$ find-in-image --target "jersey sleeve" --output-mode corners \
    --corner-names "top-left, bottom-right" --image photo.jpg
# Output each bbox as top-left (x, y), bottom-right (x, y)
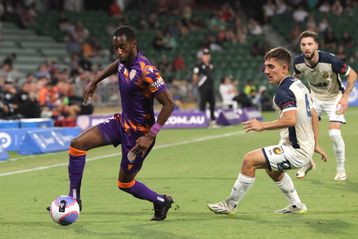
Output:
top-left (274, 88), bottom-right (297, 112)
top-left (329, 53), bottom-right (350, 76)
top-left (141, 63), bottom-right (167, 95)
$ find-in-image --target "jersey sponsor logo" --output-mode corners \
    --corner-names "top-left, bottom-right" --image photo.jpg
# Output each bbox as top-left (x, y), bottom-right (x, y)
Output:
top-left (273, 147), bottom-right (283, 154)
top-left (311, 82), bottom-right (328, 88)
top-left (129, 69), bottom-right (136, 81)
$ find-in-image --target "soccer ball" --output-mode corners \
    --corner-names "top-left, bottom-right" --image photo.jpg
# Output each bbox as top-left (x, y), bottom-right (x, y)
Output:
top-left (49, 195), bottom-right (80, 226)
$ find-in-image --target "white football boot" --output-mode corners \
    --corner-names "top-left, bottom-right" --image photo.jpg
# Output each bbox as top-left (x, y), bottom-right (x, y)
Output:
top-left (207, 200), bottom-right (237, 215)
top-left (334, 170), bottom-right (346, 181)
top-left (296, 160), bottom-right (316, 179)
top-left (275, 203), bottom-right (307, 215)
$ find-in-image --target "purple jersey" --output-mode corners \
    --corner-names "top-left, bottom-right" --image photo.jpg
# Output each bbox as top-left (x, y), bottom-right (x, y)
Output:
top-left (115, 52), bottom-right (167, 134)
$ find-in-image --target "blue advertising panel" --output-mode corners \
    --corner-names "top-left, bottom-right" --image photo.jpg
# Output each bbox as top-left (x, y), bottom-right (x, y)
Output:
top-left (0, 144), bottom-right (8, 161)
top-left (0, 128), bottom-right (29, 151)
top-left (347, 81), bottom-right (358, 107)
top-left (19, 127), bottom-right (81, 155)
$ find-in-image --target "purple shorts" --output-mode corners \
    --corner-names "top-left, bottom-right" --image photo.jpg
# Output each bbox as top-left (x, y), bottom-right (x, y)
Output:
top-left (96, 118), bottom-right (155, 174)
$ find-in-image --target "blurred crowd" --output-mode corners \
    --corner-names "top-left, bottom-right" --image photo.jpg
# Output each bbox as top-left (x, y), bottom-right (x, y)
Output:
top-left (1, 0), bottom-right (357, 120)
top-left (0, 55), bottom-right (93, 124)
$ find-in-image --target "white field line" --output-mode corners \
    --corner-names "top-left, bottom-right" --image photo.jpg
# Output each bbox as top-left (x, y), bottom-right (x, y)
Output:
top-left (0, 130), bottom-right (245, 177)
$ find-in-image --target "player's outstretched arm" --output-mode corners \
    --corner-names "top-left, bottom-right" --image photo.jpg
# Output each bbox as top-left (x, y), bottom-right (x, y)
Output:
top-left (83, 59), bottom-right (119, 104)
top-left (131, 89), bottom-right (175, 157)
top-left (153, 89), bottom-right (176, 126)
top-left (243, 110), bottom-right (297, 132)
top-left (311, 108), bottom-right (328, 162)
top-left (339, 67), bottom-right (357, 114)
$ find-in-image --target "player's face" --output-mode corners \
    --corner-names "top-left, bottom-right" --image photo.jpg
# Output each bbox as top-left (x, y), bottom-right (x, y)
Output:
top-left (202, 54), bottom-right (211, 64)
top-left (300, 37), bottom-right (318, 61)
top-left (263, 58), bottom-right (288, 85)
top-left (112, 34), bottom-right (137, 64)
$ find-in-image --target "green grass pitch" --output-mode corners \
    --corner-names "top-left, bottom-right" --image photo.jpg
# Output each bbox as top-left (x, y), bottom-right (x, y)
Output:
top-left (1, 108), bottom-right (358, 239)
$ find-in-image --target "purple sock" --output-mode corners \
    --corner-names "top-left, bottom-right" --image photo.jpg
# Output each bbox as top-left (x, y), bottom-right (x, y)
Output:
top-left (120, 180), bottom-right (165, 204)
top-left (68, 154), bottom-right (86, 201)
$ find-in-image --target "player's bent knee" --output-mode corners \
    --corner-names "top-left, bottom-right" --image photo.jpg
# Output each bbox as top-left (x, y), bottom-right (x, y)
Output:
top-left (70, 137), bottom-right (83, 149)
top-left (242, 154), bottom-right (255, 169)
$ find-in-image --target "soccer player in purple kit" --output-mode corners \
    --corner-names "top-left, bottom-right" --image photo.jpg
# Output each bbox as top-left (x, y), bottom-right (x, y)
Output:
top-left (48, 25), bottom-right (176, 221)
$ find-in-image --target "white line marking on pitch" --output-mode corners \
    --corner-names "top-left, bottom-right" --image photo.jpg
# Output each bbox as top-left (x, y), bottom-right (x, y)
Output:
top-left (0, 130), bottom-right (245, 177)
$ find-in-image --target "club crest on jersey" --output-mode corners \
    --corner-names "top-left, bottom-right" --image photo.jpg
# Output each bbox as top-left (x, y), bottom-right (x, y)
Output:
top-left (321, 72), bottom-right (329, 78)
top-left (129, 69), bottom-right (137, 80)
top-left (273, 147), bottom-right (283, 154)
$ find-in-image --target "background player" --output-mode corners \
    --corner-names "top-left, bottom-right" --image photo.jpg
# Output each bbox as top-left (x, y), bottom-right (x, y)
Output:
top-left (192, 48), bottom-right (217, 126)
top-left (294, 30), bottom-right (357, 181)
top-left (207, 47), bottom-right (327, 215)
top-left (48, 25), bottom-right (176, 221)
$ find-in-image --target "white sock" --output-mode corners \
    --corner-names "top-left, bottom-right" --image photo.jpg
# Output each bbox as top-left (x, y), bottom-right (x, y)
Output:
top-left (227, 173), bottom-right (255, 207)
top-left (276, 173), bottom-right (302, 206)
top-left (329, 129), bottom-right (345, 172)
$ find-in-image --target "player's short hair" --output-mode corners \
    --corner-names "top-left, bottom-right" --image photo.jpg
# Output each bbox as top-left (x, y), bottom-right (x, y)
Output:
top-left (299, 30), bottom-right (318, 43)
top-left (112, 25), bottom-right (136, 42)
top-left (264, 47), bottom-right (291, 69)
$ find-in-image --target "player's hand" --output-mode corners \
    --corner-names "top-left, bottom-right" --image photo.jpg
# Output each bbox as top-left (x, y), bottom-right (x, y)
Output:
top-left (130, 134), bottom-right (155, 158)
top-left (314, 145), bottom-right (328, 162)
top-left (83, 79), bottom-right (98, 105)
top-left (337, 96), bottom-right (349, 115)
top-left (242, 118), bottom-right (264, 132)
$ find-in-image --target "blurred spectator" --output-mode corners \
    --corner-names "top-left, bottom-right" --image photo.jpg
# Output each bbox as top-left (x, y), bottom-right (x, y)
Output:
top-left (163, 31), bottom-right (177, 50)
top-left (262, 0), bottom-right (276, 24)
top-left (172, 55), bottom-right (186, 72)
top-left (0, 63), bottom-right (18, 85)
top-left (64, 0), bottom-right (83, 12)
top-left (318, 1), bottom-right (331, 13)
top-left (257, 87), bottom-right (274, 111)
top-left (34, 63), bottom-right (51, 79)
top-left (158, 54), bottom-right (172, 76)
top-left (66, 34), bottom-right (81, 55)
top-left (323, 27), bottom-right (337, 50)
top-left (290, 24), bottom-right (302, 47)
top-left (331, 0), bottom-right (343, 16)
top-left (2, 53), bottom-right (16, 67)
top-left (0, 1), bottom-right (4, 21)
top-left (292, 5), bottom-right (308, 22)
top-left (276, 0), bottom-right (288, 15)
top-left (318, 16), bottom-right (329, 33)
top-left (340, 31), bottom-right (353, 49)
top-left (250, 40), bottom-right (266, 57)
top-left (152, 30), bottom-right (166, 51)
top-left (306, 14), bottom-right (317, 32)
top-left (15, 82), bottom-right (41, 118)
top-left (219, 75), bottom-right (238, 109)
top-left (344, 0), bottom-right (354, 16)
top-left (0, 81), bottom-right (18, 118)
top-left (71, 22), bottom-right (89, 44)
top-left (243, 80), bottom-right (257, 102)
top-left (248, 19), bottom-right (263, 35)
top-left (336, 44), bottom-right (347, 62)
top-left (109, 0), bottom-right (121, 17)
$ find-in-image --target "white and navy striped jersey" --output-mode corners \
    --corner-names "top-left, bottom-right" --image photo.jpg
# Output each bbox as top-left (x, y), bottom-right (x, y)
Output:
top-left (293, 51), bottom-right (350, 101)
top-left (274, 76), bottom-right (315, 158)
